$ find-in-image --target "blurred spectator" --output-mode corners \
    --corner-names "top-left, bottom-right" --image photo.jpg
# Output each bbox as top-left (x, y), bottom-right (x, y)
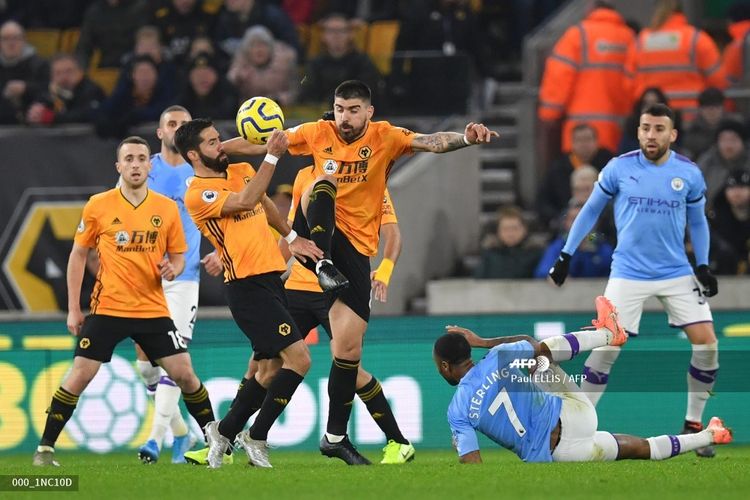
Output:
top-left (681, 88), bottom-right (731, 160)
top-left (534, 201), bottom-right (613, 279)
top-left (389, 0), bottom-right (484, 114)
top-left (625, 0), bottom-right (725, 122)
top-left (299, 13), bottom-right (381, 105)
top-left (26, 53), bottom-right (104, 125)
top-left (537, 124), bottom-right (613, 227)
top-left (474, 206), bottom-right (542, 279)
top-left (538, 1), bottom-right (635, 154)
top-left (11, 0), bottom-right (93, 29)
top-left (227, 25), bottom-right (298, 106)
top-left (325, 0), bottom-right (399, 22)
top-left (177, 52), bottom-right (237, 119)
top-left (214, 0), bottom-right (302, 59)
top-left (95, 55), bottom-right (172, 138)
top-left (720, 2), bottom-right (750, 89)
top-left (697, 119), bottom-right (750, 209)
top-left (271, 183), bottom-right (293, 221)
top-left (120, 26), bottom-right (177, 85)
top-left (709, 169), bottom-right (750, 275)
top-left (618, 87), bottom-right (678, 154)
top-left (187, 35), bottom-right (228, 73)
top-left (152, 0), bottom-right (217, 66)
top-left (0, 20), bottom-right (48, 124)
top-left (76, 0), bottom-right (149, 68)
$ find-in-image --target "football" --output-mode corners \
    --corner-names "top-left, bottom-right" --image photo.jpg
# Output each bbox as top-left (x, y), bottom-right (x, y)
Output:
top-left (236, 96), bottom-right (285, 144)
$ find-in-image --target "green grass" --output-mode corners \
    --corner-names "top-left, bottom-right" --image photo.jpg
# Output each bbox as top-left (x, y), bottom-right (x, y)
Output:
top-left (3, 447), bottom-right (750, 499)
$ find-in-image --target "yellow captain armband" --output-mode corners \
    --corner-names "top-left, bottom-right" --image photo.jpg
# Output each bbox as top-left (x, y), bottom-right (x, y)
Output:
top-left (374, 258), bottom-right (395, 286)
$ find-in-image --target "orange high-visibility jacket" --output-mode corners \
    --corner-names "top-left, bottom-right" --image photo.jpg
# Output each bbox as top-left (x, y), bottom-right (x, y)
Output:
top-left (626, 13), bottom-right (725, 119)
top-left (538, 8), bottom-right (635, 153)
top-left (721, 20), bottom-right (750, 87)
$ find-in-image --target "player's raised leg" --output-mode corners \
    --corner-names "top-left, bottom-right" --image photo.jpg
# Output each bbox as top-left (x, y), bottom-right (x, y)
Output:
top-left (299, 175), bottom-right (348, 291)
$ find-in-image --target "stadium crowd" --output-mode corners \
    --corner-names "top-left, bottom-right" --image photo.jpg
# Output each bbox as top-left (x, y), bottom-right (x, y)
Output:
top-left (1, 0), bottom-right (748, 280)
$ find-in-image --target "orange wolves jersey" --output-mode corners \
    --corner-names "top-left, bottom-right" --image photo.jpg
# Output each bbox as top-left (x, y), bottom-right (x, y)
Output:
top-left (186, 163), bottom-right (286, 282)
top-left (74, 188), bottom-right (186, 318)
top-left (285, 119), bottom-right (412, 256)
top-left (285, 165), bottom-right (398, 292)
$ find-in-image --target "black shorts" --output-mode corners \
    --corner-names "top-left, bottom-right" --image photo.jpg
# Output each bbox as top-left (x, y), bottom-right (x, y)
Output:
top-left (75, 315), bottom-right (186, 363)
top-left (225, 272), bottom-right (303, 359)
top-left (293, 204), bottom-right (372, 322)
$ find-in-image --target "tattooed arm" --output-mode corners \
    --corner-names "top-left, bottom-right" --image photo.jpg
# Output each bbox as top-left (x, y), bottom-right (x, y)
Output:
top-left (410, 122), bottom-right (499, 153)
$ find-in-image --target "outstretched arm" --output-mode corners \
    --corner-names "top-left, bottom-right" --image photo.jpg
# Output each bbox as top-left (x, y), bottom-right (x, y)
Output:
top-left (221, 137), bottom-right (268, 156)
top-left (411, 122), bottom-right (499, 153)
top-left (446, 326), bottom-right (537, 350)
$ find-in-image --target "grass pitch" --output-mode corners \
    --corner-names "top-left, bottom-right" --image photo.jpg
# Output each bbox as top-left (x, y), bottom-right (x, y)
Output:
top-left (2, 447), bottom-right (749, 499)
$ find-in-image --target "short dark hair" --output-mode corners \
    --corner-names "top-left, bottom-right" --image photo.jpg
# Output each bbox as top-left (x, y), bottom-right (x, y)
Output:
top-left (174, 118), bottom-right (213, 165)
top-left (334, 80), bottom-right (371, 102)
top-left (159, 105), bottom-right (190, 125)
top-left (640, 103), bottom-right (675, 125)
top-left (50, 52), bottom-right (84, 69)
top-left (116, 136), bottom-right (150, 158)
top-left (434, 334), bottom-right (472, 366)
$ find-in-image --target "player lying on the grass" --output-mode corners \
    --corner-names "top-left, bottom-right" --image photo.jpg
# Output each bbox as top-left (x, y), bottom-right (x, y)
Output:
top-left (33, 137), bottom-right (216, 467)
top-left (434, 296), bottom-right (732, 464)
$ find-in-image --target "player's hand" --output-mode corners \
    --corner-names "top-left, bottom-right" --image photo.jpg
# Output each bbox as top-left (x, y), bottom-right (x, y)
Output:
top-left (464, 122), bottom-right (499, 144)
top-left (548, 252), bottom-right (571, 287)
top-left (201, 251), bottom-right (223, 277)
top-left (158, 257), bottom-right (177, 281)
top-left (695, 265), bottom-right (718, 297)
top-left (67, 309), bottom-right (84, 336)
top-left (370, 271), bottom-right (388, 302)
top-left (266, 129), bottom-right (289, 158)
top-left (289, 236), bottom-right (323, 264)
top-left (446, 325), bottom-right (484, 348)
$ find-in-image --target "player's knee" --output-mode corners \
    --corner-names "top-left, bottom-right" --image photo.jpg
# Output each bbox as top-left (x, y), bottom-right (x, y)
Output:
top-left (166, 364), bottom-right (197, 390)
top-left (256, 359), bottom-right (282, 386)
top-left (282, 342), bottom-right (311, 375)
top-left (315, 174), bottom-right (337, 187)
top-left (332, 341), bottom-right (362, 360)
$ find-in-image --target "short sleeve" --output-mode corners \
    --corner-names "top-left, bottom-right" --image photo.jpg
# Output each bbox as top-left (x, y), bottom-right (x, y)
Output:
top-left (447, 405), bottom-right (480, 457)
top-left (596, 159), bottom-right (619, 197)
top-left (381, 188), bottom-right (398, 225)
top-left (74, 200), bottom-right (99, 248)
top-left (285, 122), bottom-right (316, 156)
top-left (164, 201), bottom-right (187, 254)
top-left (386, 123), bottom-right (415, 158)
top-left (185, 186), bottom-right (231, 223)
top-left (490, 340), bottom-right (535, 368)
top-left (687, 170), bottom-right (707, 205)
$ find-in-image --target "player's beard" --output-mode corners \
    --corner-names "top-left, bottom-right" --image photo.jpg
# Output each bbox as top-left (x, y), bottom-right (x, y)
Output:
top-left (337, 121), bottom-right (365, 142)
top-left (640, 141), bottom-right (669, 162)
top-left (200, 151), bottom-right (229, 173)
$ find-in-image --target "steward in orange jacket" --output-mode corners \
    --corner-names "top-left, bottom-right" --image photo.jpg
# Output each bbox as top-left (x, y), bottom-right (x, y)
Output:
top-left (720, 4), bottom-right (750, 87)
top-left (538, 3), bottom-right (634, 153)
top-left (626, 10), bottom-right (725, 121)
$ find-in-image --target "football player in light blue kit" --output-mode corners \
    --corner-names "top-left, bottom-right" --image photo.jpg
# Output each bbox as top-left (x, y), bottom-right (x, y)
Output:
top-left (548, 103), bottom-right (720, 457)
top-left (434, 296), bottom-right (733, 463)
top-left (136, 106), bottom-right (225, 464)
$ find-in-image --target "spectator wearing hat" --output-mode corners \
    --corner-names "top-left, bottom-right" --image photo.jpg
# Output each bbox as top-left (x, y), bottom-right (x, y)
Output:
top-left (682, 88), bottom-right (734, 160)
top-left (708, 169), bottom-right (750, 274)
top-left (177, 52), bottom-right (237, 119)
top-left (697, 119), bottom-right (750, 208)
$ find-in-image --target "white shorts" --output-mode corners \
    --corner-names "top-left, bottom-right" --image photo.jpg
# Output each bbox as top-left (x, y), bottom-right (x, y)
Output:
top-left (546, 365), bottom-right (618, 462)
top-left (163, 280), bottom-right (199, 341)
top-left (604, 275), bottom-right (713, 335)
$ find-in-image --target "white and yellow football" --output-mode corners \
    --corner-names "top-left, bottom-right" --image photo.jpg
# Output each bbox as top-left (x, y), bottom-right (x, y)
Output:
top-left (236, 96), bottom-right (285, 144)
